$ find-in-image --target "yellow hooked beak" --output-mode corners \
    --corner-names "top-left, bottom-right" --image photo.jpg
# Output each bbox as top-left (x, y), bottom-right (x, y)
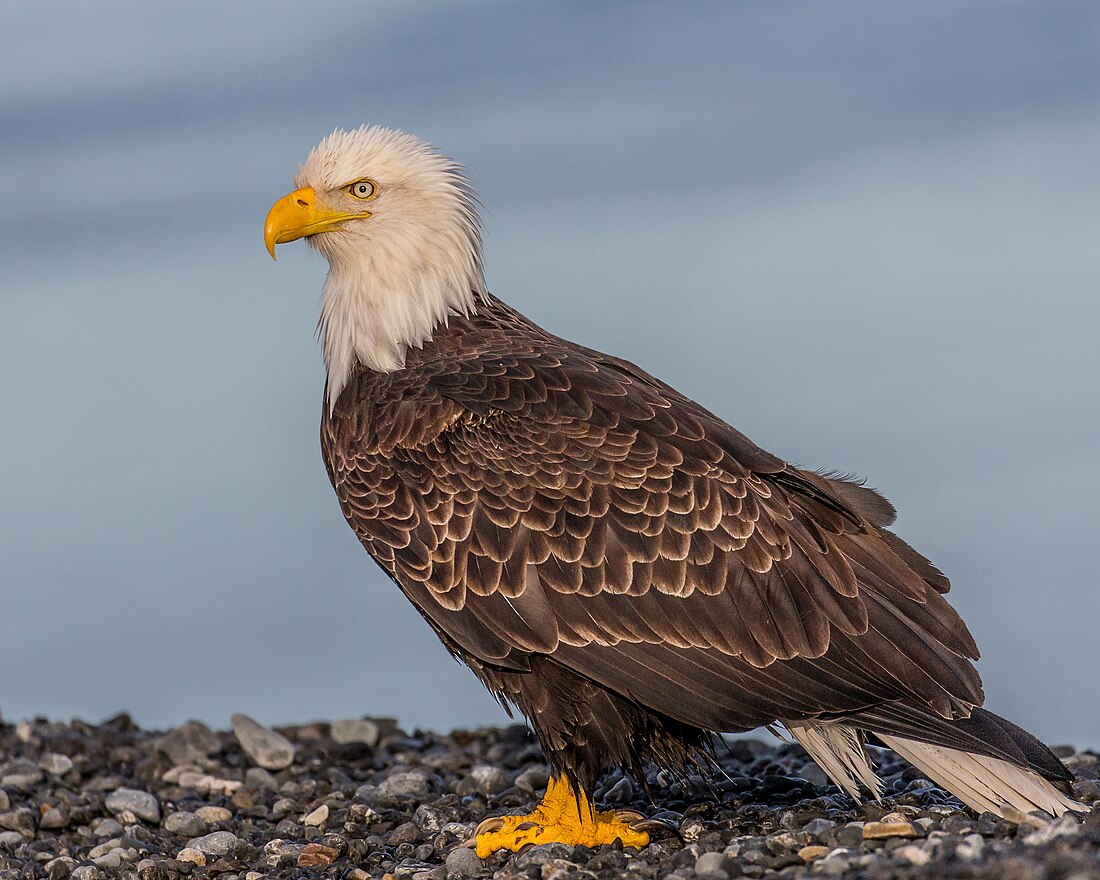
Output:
top-left (263, 187), bottom-right (372, 260)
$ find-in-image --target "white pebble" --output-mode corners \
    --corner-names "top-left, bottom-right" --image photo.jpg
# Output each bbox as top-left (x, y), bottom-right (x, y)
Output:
top-left (302, 804), bottom-right (329, 827)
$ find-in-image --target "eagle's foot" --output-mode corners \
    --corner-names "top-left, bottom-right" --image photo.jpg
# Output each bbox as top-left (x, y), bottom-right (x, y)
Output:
top-left (474, 775), bottom-right (649, 857)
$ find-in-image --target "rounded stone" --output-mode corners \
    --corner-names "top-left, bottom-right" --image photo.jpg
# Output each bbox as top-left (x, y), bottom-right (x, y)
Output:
top-left (515, 765), bottom-right (551, 793)
top-left (470, 765), bottom-right (508, 796)
top-left (2, 770), bottom-right (43, 789)
top-left (91, 818), bottom-right (123, 838)
top-left (331, 718), bottom-right (381, 747)
top-left (694, 851), bottom-right (730, 875)
top-left (297, 842), bottom-right (341, 867)
top-left (798, 845), bottom-right (830, 862)
top-left (231, 713), bottom-right (296, 770)
top-left (105, 788), bottom-right (161, 823)
top-left (0, 808), bottom-right (36, 835)
top-left (92, 850), bottom-right (123, 869)
top-left (155, 721), bottom-right (221, 766)
top-left (40, 805), bottom-right (70, 829)
top-left (176, 847), bottom-right (206, 866)
top-left (799, 763), bottom-right (829, 787)
top-left (445, 847), bottom-right (483, 877)
top-left (414, 804), bottom-right (446, 832)
top-left (186, 829), bottom-right (240, 856)
top-left (896, 844), bottom-right (932, 866)
top-left (164, 811), bottom-right (207, 837)
top-left (45, 857), bottom-right (77, 880)
top-left (195, 806), bottom-right (232, 824)
top-left (244, 767), bottom-right (279, 789)
top-left (0, 830), bottom-right (25, 848)
top-left (40, 753), bottom-right (75, 776)
top-left (803, 818), bottom-right (836, 838)
top-left (381, 769), bottom-right (430, 797)
top-left (862, 819), bottom-right (916, 839)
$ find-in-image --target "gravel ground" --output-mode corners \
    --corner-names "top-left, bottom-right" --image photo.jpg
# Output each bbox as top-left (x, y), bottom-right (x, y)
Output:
top-left (0, 713), bottom-right (1097, 880)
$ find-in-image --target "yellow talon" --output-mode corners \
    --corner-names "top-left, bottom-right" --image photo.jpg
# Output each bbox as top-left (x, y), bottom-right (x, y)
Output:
top-left (474, 775), bottom-right (650, 858)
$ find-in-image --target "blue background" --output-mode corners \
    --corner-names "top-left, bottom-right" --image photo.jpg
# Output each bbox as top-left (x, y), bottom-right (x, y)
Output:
top-left (2, 1), bottom-right (1097, 748)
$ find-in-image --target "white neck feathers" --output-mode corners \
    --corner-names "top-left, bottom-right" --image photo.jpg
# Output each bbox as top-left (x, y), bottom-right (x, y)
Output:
top-left (319, 252), bottom-right (482, 406)
top-left (295, 126), bottom-right (487, 409)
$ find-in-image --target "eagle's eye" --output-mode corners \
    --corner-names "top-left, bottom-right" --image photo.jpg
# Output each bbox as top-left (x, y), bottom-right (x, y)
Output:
top-left (348, 179), bottom-right (377, 201)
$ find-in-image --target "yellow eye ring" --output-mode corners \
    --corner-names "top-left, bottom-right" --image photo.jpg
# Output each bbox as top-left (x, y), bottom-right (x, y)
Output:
top-left (348, 178), bottom-right (377, 201)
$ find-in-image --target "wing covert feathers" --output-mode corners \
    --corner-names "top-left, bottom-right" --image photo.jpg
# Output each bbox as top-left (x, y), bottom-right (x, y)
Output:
top-left (321, 295), bottom-right (1079, 817)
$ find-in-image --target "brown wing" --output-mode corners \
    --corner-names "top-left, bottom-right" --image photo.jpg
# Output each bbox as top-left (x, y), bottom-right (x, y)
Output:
top-left (323, 312), bottom-right (982, 733)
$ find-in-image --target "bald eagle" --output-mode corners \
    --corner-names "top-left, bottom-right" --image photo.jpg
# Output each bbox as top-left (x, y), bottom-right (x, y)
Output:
top-left (264, 125), bottom-right (1082, 855)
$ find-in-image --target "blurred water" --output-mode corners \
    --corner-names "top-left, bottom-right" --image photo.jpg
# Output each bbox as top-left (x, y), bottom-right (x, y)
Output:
top-left (1, 0), bottom-right (1097, 747)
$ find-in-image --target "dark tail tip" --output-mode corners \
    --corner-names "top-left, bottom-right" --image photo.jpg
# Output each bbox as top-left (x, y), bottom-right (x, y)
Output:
top-left (955, 708), bottom-right (1073, 783)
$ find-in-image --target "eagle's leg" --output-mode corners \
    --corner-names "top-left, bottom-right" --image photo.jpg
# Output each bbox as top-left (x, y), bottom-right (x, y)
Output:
top-left (474, 775), bottom-right (649, 857)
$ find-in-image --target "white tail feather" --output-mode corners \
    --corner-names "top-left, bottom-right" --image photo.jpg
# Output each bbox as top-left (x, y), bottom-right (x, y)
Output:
top-left (786, 721), bottom-right (883, 801)
top-left (878, 734), bottom-right (1085, 818)
top-left (786, 720), bottom-right (1084, 819)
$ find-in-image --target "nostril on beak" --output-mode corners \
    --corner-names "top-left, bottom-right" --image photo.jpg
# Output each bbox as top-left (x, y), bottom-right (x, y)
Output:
top-left (296, 197), bottom-right (310, 209)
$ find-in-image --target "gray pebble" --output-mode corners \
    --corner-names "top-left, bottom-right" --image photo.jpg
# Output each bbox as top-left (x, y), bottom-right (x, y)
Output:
top-left (88, 840), bottom-right (122, 859)
top-left (45, 856), bottom-right (77, 879)
top-left (896, 844), bottom-right (932, 866)
top-left (0, 830), bottom-right (25, 848)
top-left (92, 850), bottom-right (123, 869)
top-left (694, 851), bottom-right (730, 876)
top-left (414, 804), bottom-right (447, 832)
top-left (71, 868), bottom-right (102, 880)
top-left (40, 805), bottom-right (70, 829)
top-left (1073, 779), bottom-right (1100, 802)
top-left (515, 765), bottom-right (551, 793)
top-left (0, 807), bottom-right (36, 835)
top-left (513, 843), bottom-right (573, 866)
top-left (7, 713), bottom-right (1100, 880)
top-left (1, 770), bottom-right (43, 789)
top-left (164, 811), bottom-right (207, 836)
top-left (817, 846), bottom-right (856, 870)
top-left (804, 818), bottom-right (836, 838)
top-left (390, 821), bottom-right (420, 845)
top-left (381, 769), bottom-right (430, 797)
top-left (91, 817), bottom-right (123, 837)
top-left (155, 720), bottom-right (221, 766)
top-left (470, 764), bottom-right (508, 796)
top-left (231, 713), bottom-right (295, 770)
top-left (39, 753), bottom-right (74, 776)
top-left (271, 797), bottom-right (297, 818)
top-left (245, 766), bottom-right (279, 789)
top-left (187, 829), bottom-right (241, 856)
top-left (799, 763), bottom-right (829, 787)
top-left (604, 775), bottom-right (634, 803)
top-left (264, 838), bottom-right (304, 858)
top-left (835, 822), bottom-right (865, 847)
top-left (331, 718), bottom-right (381, 746)
top-left (105, 787), bottom-right (160, 823)
top-left (445, 847), bottom-right (483, 876)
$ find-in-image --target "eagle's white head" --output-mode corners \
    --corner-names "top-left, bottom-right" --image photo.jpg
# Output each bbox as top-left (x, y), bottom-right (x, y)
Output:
top-left (265, 125), bottom-right (486, 406)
